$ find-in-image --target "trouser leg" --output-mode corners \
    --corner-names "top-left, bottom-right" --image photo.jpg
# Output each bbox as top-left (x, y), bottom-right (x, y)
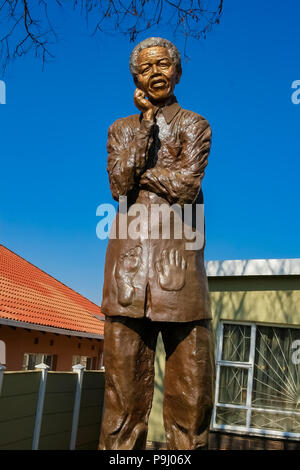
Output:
top-left (161, 320), bottom-right (215, 450)
top-left (98, 316), bottom-right (159, 450)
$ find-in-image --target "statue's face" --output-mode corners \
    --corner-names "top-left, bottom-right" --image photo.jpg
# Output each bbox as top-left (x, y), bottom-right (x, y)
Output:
top-left (135, 46), bottom-right (178, 104)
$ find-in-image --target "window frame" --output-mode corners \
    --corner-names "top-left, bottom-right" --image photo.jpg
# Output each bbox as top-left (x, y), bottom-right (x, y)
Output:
top-left (23, 352), bottom-right (54, 370)
top-left (212, 321), bottom-right (300, 440)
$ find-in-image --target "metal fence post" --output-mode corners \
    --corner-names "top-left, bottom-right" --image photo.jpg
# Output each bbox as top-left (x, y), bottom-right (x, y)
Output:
top-left (32, 363), bottom-right (50, 450)
top-left (70, 364), bottom-right (85, 450)
top-left (0, 365), bottom-right (6, 395)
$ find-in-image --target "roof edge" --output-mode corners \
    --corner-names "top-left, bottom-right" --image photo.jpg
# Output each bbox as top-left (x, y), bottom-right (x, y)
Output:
top-left (0, 317), bottom-right (104, 339)
top-left (205, 258), bottom-right (300, 277)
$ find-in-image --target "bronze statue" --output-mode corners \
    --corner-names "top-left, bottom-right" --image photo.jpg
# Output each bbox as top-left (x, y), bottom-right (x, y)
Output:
top-left (99, 37), bottom-right (215, 450)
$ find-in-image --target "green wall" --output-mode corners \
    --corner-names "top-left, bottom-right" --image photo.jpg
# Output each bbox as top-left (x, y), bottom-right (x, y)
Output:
top-left (76, 371), bottom-right (105, 450)
top-left (209, 275), bottom-right (300, 328)
top-left (0, 371), bottom-right (40, 449)
top-left (38, 372), bottom-right (77, 450)
top-left (147, 333), bottom-right (166, 443)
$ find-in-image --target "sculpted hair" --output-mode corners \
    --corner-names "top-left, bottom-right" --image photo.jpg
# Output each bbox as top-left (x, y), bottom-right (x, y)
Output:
top-left (129, 37), bottom-right (182, 81)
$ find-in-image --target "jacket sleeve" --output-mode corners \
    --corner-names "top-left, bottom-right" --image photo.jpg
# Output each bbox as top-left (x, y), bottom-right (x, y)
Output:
top-left (139, 117), bottom-right (212, 206)
top-left (106, 118), bottom-right (154, 201)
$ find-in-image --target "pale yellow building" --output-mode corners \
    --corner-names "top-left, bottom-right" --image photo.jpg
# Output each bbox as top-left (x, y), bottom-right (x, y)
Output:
top-left (147, 259), bottom-right (300, 449)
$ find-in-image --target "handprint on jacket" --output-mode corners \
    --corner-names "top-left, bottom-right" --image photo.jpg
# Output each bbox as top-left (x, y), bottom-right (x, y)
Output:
top-left (155, 248), bottom-right (187, 291)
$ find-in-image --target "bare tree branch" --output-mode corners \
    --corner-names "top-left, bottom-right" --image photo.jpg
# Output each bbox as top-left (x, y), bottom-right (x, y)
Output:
top-left (0, 0), bottom-right (58, 74)
top-left (0, 0), bottom-right (223, 74)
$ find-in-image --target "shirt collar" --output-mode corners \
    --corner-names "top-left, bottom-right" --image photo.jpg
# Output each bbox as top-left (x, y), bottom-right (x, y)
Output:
top-left (157, 96), bottom-right (181, 124)
top-left (139, 96), bottom-right (181, 125)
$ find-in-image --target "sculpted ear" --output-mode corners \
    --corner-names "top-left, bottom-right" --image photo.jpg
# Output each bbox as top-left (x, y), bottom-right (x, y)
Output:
top-left (133, 75), bottom-right (139, 87)
top-left (175, 65), bottom-right (182, 85)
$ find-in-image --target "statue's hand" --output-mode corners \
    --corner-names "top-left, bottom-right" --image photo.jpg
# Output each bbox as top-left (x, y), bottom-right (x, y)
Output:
top-left (134, 88), bottom-right (155, 121)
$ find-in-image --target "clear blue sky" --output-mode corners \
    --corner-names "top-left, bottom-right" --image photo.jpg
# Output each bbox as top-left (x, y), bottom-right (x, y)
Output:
top-left (1, 0), bottom-right (299, 305)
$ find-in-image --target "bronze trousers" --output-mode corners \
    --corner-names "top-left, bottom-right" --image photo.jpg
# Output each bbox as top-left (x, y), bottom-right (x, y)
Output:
top-left (98, 316), bottom-right (215, 450)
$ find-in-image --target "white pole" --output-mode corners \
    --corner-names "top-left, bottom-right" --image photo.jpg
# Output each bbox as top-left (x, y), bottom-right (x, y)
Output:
top-left (70, 364), bottom-right (85, 450)
top-left (0, 340), bottom-right (6, 365)
top-left (0, 365), bottom-right (6, 395)
top-left (32, 363), bottom-right (50, 450)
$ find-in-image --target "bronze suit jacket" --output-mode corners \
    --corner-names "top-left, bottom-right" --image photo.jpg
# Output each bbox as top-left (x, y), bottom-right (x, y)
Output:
top-left (101, 99), bottom-right (212, 322)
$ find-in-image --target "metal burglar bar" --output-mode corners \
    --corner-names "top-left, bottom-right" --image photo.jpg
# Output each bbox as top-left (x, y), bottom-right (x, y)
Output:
top-left (213, 321), bottom-right (300, 440)
top-left (70, 364), bottom-right (85, 450)
top-left (32, 363), bottom-right (50, 450)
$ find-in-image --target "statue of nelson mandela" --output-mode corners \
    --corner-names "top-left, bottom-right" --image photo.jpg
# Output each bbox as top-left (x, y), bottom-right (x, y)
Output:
top-left (98, 37), bottom-right (215, 451)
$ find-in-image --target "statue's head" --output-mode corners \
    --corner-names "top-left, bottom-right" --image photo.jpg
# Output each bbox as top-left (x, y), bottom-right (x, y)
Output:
top-left (130, 37), bottom-right (182, 105)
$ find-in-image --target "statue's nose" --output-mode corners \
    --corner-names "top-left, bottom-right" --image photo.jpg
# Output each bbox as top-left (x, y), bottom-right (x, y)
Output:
top-left (152, 63), bottom-right (158, 74)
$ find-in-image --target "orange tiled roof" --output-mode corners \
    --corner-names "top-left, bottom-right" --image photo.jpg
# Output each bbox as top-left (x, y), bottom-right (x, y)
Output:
top-left (0, 245), bottom-right (104, 336)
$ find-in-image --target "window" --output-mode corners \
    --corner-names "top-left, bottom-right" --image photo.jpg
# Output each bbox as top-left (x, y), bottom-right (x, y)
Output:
top-left (23, 353), bottom-right (54, 370)
top-left (213, 322), bottom-right (300, 439)
top-left (72, 355), bottom-right (94, 370)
